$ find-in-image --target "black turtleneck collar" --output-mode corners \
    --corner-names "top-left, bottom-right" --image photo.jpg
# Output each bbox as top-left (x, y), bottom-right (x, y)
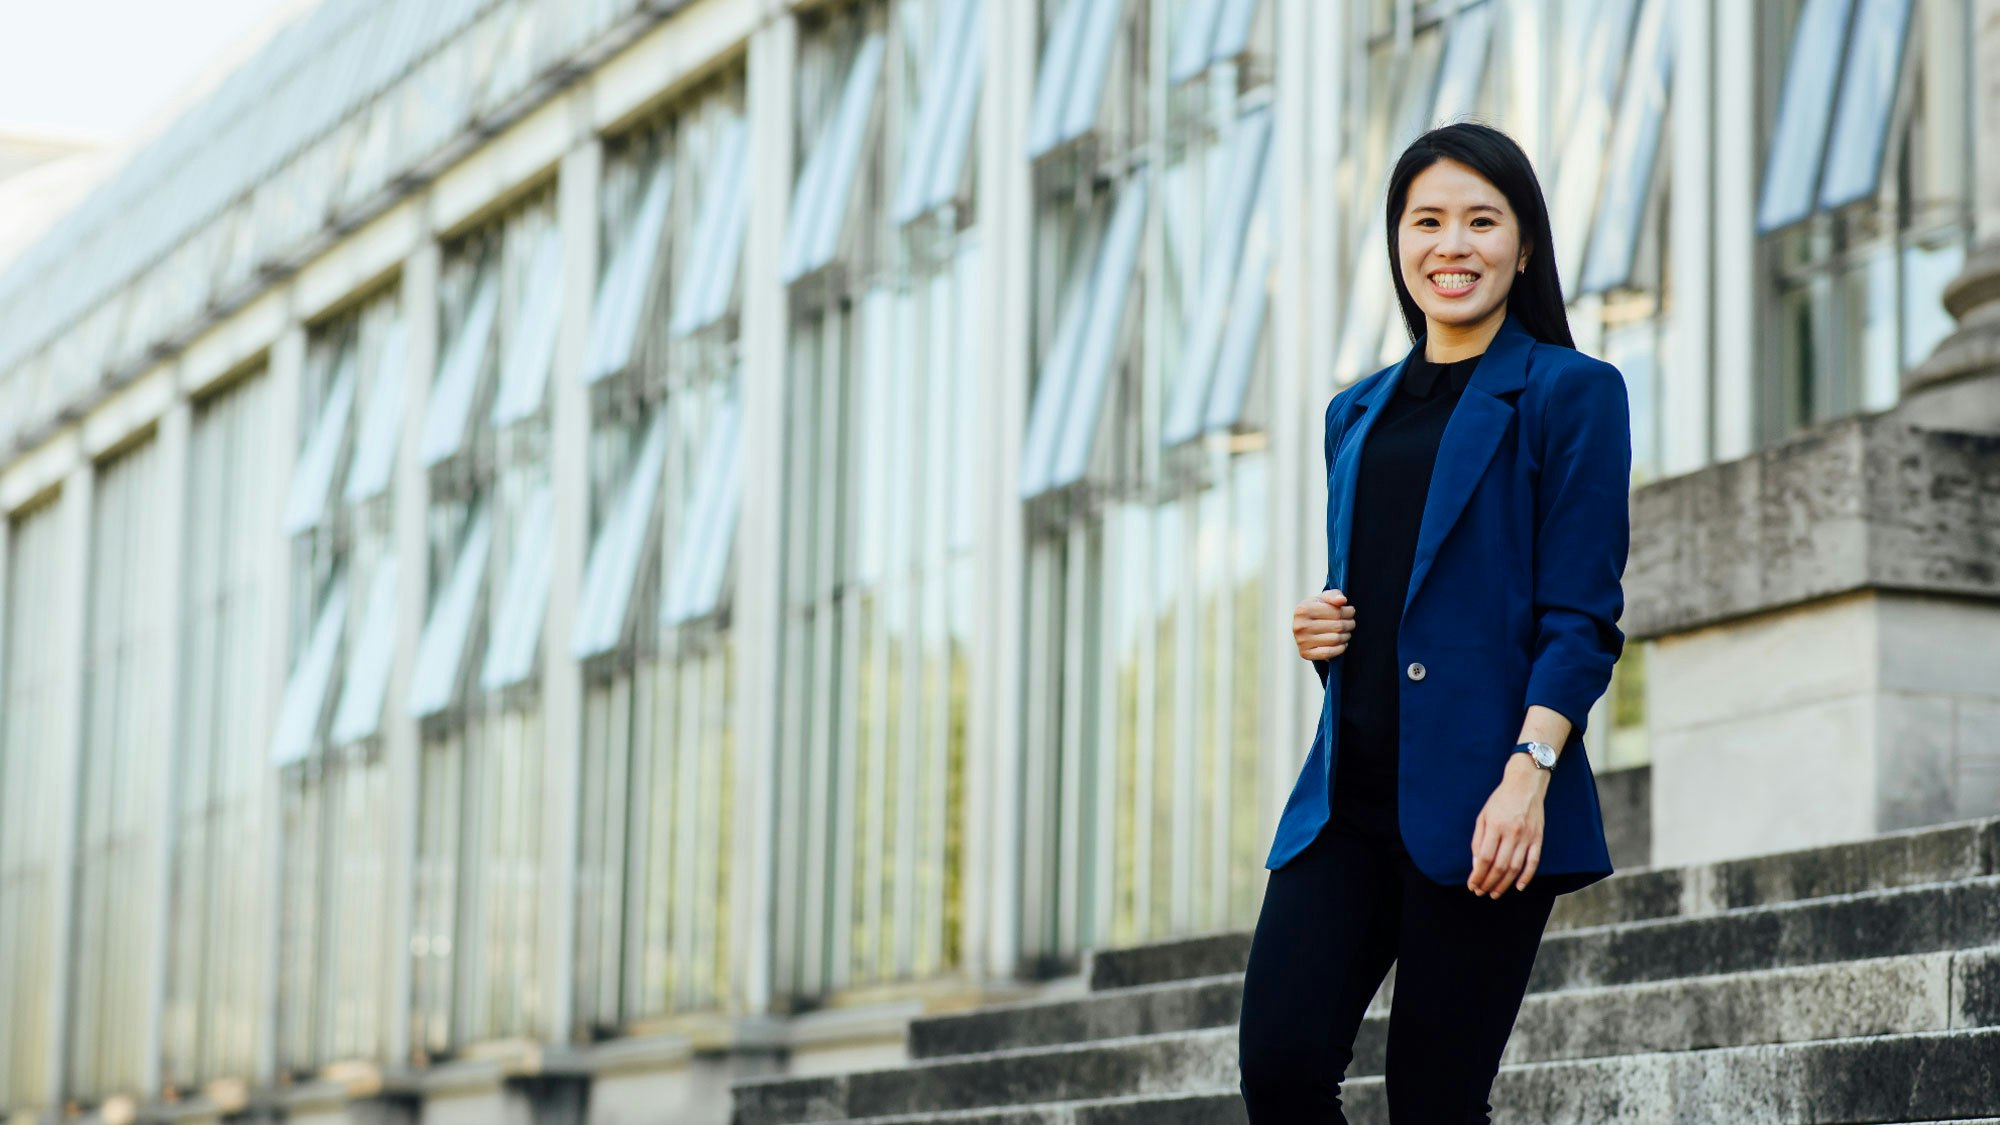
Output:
top-left (1401, 350), bottom-right (1484, 400)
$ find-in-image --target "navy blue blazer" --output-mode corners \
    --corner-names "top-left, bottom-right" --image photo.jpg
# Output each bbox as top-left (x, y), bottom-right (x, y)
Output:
top-left (1266, 313), bottom-right (1629, 889)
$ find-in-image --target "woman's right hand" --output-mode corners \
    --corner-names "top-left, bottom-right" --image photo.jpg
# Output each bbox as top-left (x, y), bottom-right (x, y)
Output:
top-left (1294, 589), bottom-right (1356, 662)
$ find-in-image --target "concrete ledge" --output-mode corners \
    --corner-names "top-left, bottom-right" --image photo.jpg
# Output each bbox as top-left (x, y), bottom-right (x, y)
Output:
top-left (1625, 416), bottom-right (2000, 640)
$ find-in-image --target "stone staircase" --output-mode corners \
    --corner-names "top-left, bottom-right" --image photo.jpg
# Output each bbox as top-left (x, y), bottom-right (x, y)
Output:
top-left (735, 817), bottom-right (2000, 1123)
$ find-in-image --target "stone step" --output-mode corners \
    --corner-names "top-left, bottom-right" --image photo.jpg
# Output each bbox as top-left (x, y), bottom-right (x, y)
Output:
top-left (741, 1028), bottom-right (2000, 1123)
top-left (1085, 817), bottom-right (2000, 992)
top-left (1549, 815), bottom-right (2000, 932)
top-left (1084, 874), bottom-right (2000, 994)
top-left (911, 947), bottom-right (2000, 1065)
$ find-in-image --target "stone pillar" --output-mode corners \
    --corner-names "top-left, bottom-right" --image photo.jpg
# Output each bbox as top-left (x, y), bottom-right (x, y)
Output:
top-left (734, 6), bottom-right (795, 1020)
top-left (1898, 0), bottom-right (2000, 431)
top-left (541, 117), bottom-right (603, 1048)
top-left (1627, 418), bottom-right (2000, 866)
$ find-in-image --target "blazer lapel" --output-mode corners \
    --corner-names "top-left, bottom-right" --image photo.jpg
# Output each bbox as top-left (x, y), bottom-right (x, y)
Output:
top-left (1402, 315), bottom-right (1534, 612)
top-left (1328, 354), bottom-right (1408, 589)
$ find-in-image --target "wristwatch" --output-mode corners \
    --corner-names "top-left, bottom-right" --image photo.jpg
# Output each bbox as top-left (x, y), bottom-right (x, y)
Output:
top-left (1514, 740), bottom-right (1559, 770)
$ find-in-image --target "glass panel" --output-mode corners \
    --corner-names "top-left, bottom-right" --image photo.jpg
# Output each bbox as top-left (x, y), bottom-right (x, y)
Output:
top-left (1203, 176), bottom-right (1273, 433)
top-left (1548, 0), bottom-right (1640, 299)
top-left (1603, 320), bottom-right (1662, 479)
top-left (1170, 0), bottom-right (1225, 83)
top-left (1018, 214), bottom-right (1100, 498)
top-left (421, 270), bottom-right (500, 466)
top-left (481, 482), bottom-right (555, 692)
top-left (165, 373), bottom-right (273, 1090)
top-left (1165, 108), bottom-right (1272, 445)
top-left (1027, 0), bottom-right (1093, 156)
top-left (281, 361), bottom-right (357, 535)
top-left (410, 507), bottom-right (493, 719)
top-left (1900, 237), bottom-right (1963, 373)
top-left (574, 410), bottom-right (670, 659)
top-left (1, 501), bottom-right (65, 1111)
top-left (1333, 25), bottom-right (1446, 380)
top-left (330, 553), bottom-right (401, 745)
top-left (1841, 245), bottom-right (1898, 412)
top-left (671, 119), bottom-right (750, 336)
top-left (1579, 0), bottom-right (1673, 294)
top-left (1209, 0), bottom-right (1260, 63)
top-left (664, 394), bottom-right (742, 626)
top-left (1049, 178), bottom-right (1150, 490)
top-left (894, 0), bottom-right (981, 222)
top-left (344, 315), bottom-right (410, 505)
top-left (69, 440), bottom-right (163, 1102)
top-left (491, 226), bottom-right (565, 422)
top-left (1817, 0), bottom-right (1914, 210)
top-left (783, 33), bottom-right (887, 282)
top-left (1054, 0), bottom-right (1126, 147)
top-left (582, 168), bottom-right (672, 387)
top-left (1756, 0), bottom-right (1858, 233)
top-left (270, 579), bottom-right (348, 766)
top-left (922, 0), bottom-right (984, 218)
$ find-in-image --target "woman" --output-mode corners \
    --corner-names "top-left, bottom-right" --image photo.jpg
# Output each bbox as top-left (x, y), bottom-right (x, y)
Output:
top-left (1236, 122), bottom-right (1630, 1123)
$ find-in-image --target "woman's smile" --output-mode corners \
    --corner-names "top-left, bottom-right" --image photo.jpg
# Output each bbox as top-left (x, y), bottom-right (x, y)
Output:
top-left (1427, 269), bottom-right (1482, 298)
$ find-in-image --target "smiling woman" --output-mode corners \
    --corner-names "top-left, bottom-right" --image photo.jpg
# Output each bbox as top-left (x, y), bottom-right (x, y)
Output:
top-left (1239, 122), bottom-right (1629, 1124)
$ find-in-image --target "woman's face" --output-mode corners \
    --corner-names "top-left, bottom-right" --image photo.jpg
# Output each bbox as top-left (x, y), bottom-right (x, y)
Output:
top-left (1397, 158), bottom-right (1530, 340)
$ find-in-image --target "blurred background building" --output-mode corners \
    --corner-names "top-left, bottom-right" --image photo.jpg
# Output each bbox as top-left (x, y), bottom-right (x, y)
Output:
top-left (0, 0), bottom-right (1993, 1122)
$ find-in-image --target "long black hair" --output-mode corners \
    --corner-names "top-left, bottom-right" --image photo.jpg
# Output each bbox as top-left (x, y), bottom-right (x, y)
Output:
top-left (1384, 122), bottom-right (1574, 350)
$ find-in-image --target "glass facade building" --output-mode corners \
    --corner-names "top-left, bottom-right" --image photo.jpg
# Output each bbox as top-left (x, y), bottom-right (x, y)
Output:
top-left (0, 0), bottom-right (1975, 1120)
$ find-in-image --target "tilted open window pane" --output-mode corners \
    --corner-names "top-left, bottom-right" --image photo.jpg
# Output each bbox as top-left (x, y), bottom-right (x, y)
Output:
top-left (1332, 18), bottom-right (1455, 379)
top-left (894, 0), bottom-right (984, 224)
top-left (1171, 0), bottom-right (1259, 84)
top-left (1757, 0), bottom-right (1857, 234)
top-left (1047, 177), bottom-right (1149, 492)
top-left (782, 32), bottom-right (885, 284)
top-left (330, 553), bottom-right (400, 746)
top-left (1580, 0), bottom-right (1673, 295)
top-left (1817, 0), bottom-right (1914, 211)
top-left (1165, 108), bottom-right (1273, 447)
top-left (671, 119), bottom-right (749, 337)
top-left (281, 361), bottom-right (356, 535)
top-left (270, 578), bottom-right (347, 766)
top-left (582, 166), bottom-right (672, 387)
top-left (1170, 0), bottom-right (1224, 83)
top-left (343, 317), bottom-right (408, 505)
top-left (1204, 172), bottom-right (1274, 434)
top-left (664, 392), bottom-right (741, 627)
top-left (924, 0), bottom-right (984, 219)
top-left (491, 225), bottom-right (565, 423)
top-left (1026, 0), bottom-right (1090, 157)
top-left (1029, 0), bottom-right (1128, 160)
top-left (574, 410), bottom-right (671, 660)
top-left (481, 482), bottom-right (554, 693)
top-left (420, 270), bottom-right (499, 466)
top-left (1550, 0), bottom-right (1641, 300)
top-left (1019, 211), bottom-right (1103, 499)
top-left (409, 507), bottom-right (492, 719)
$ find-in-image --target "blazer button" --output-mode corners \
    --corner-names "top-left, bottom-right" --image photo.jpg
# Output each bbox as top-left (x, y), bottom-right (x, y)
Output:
top-left (1406, 662), bottom-right (1427, 682)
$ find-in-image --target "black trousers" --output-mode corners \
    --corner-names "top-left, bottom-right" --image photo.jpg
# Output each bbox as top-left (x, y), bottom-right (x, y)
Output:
top-left (1237, 818), bottom-right (1555, 1123)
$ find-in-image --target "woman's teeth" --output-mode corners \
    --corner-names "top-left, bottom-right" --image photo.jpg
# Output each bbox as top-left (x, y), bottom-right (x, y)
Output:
top-left (1431, 272), bottom-right (1479, 290)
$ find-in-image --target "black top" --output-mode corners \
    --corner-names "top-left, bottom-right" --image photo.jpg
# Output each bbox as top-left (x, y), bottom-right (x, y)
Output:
top-left (1332, 349), bottom-right (1482, 839)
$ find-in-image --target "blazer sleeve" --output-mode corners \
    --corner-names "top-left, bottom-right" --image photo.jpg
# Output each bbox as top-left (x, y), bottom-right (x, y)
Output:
top-left (1312, 391), bottom-right (1350, 688)
top-left (1524, 358), bottom-right (1631, 738)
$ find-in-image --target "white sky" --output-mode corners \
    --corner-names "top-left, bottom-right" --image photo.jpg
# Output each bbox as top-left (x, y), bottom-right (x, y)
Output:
top-left (0, 0), bottom-right (312, 144)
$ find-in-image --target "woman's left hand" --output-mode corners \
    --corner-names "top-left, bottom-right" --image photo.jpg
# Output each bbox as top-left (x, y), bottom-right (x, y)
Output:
top-left (1468, 755), bottom-right (1551, 898)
